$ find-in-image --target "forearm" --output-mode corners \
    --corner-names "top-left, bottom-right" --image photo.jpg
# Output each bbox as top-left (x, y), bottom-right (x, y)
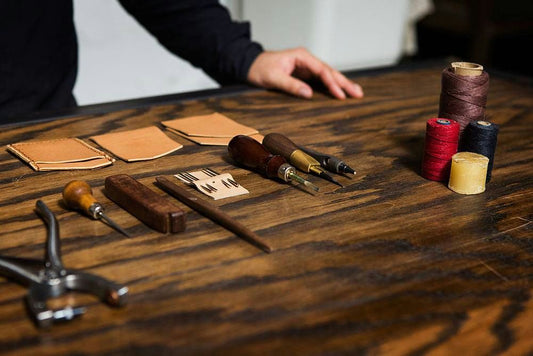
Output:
top-left (118, 0), bottom-right (263, 84)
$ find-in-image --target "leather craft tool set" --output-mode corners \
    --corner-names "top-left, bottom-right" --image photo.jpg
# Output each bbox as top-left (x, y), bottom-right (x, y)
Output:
top-left (3, 112), bottom-right (356, 327)
top-left (2, 62), bottom-right (497, 327)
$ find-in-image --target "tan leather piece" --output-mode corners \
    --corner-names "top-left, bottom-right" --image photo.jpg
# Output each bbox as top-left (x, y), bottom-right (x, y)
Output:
top-left (167, 128), bottom-right (263, 146)
top-left (91, 126), bottom-right (183, 162)
top-left (162, 112), bottom-right (258, 138)
top-left (7, 138), bottom-right (114, 171)
top-left (32, 158), bottom-right (115, 171)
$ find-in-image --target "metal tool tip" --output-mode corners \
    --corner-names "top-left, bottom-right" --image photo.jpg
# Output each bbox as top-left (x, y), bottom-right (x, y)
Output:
top-left (319, 172), bottom-right (344, 188)
top-left (345, 168), bottom-right (356, 175)
top-left (304, 181), bottom-right (320, 192)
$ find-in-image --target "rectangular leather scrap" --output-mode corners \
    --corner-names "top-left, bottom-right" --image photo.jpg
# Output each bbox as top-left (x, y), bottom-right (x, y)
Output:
top-left (161, 112), bottom-right (261, 145)
top-left (162, 112), bottom-right (258, 137)
top-left (166, 128), bottom-right (264, 146)
top-left (90, 126), bottom-right (183, 162)
top-left (6, 138), bottom-right (114, 171)
top-left (105, 174), bottom-right (186, 233)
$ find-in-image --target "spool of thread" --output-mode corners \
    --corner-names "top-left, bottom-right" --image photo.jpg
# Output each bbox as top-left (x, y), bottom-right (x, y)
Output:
top-left (461, 120), bottom-right (499, 182)
top-left (438, 62), bottom-right (490, 138)
top-left (448, 152), bottom-right (489, 194)
top-left (421, 118), bottom-right (460, 181)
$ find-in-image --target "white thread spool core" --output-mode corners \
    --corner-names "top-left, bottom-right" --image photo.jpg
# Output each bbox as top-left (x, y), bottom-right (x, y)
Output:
top-left (477, 121), bottom-right (491, 126)
top-left (451, 62), bottom-right (483, 76)
top-left (436, 119), bottom-right (451, 125)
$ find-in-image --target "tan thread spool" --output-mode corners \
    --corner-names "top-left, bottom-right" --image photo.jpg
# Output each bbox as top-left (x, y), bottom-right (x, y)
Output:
top-left (451, 62), bottom-right (483, 77)
top-left (448, 152), bottom-right (489, 195)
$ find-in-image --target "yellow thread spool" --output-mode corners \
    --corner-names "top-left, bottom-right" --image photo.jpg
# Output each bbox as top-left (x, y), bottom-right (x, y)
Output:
top-left (448, 152), bottom-right (489, 195)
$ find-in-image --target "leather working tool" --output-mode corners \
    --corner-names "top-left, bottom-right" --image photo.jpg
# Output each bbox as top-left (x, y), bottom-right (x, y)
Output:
top-left (298, 146), bottom-right (356, 175)
top-left (63, 180), bottom-right (130, 237)
top-left (105, 174), bottom-right (186, 233)
top-left (228, 135), bottom-right (319, 191)
top-left (156, 176), bottom-right (272, 253)
top-left (0, 200), bottom-right (128, 328)
top-left (263, 133), bottom-right (344, 187)
top-left (175, 167), bottom-right (249, 200)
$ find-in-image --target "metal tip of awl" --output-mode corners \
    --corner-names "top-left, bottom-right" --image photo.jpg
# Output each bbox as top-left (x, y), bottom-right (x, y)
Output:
top-left (98, 212), bottom-right (131, 237)
top-left (319, 172), bottom-right (344, 188)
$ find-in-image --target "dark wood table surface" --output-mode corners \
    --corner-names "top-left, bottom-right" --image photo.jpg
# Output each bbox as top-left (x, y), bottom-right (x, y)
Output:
top-left (0, 63), bottom-right (531, 355)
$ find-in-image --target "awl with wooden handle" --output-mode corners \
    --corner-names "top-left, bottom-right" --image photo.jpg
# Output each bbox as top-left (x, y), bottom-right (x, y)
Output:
top-left (228, 135), bottom-right (319, 191)
top-left (62, 180), bottom-right (130, 237)
top-left (263, 133), bottom-right (344, 187)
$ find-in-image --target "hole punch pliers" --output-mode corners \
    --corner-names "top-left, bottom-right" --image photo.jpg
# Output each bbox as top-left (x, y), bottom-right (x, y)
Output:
top-left (0, 200), bottom-right (128, 328)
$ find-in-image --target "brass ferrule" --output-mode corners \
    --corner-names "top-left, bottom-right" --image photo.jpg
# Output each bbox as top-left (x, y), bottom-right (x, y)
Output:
top-left (289, 150), bottom-right (320, 173)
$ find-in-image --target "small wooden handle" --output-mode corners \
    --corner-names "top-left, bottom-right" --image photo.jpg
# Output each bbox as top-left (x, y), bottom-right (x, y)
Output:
top-left (62, 180), bottom-right (98, 215)
top-left (105, 174), bottom-right (186, 233)
top-left (262, 133), bottom-right (299, 159)
top-left (228, 135), bottom-right (285, 178)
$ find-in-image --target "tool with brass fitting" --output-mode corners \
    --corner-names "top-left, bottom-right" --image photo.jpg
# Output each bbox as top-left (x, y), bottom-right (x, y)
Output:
top-left (263, 133), bottom-right (344, 187)
top-left (298, 146), bottom-right (356, 175)
top-left (62, 180), bottom-right (130, 237)
top-left (228, 135), bottom-right (319, 192)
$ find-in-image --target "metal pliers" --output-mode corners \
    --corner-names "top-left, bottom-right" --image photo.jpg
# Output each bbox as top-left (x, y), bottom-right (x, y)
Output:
top-left (0, 200), bottom-right (128, 328)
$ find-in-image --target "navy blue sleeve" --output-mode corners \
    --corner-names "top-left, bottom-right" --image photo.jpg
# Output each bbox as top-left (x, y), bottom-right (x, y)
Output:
top-left (118, 0), bottom-right (264, 84)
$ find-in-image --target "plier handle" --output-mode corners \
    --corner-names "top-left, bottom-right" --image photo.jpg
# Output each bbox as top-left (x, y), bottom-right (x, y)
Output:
top-left (0, 200), bottom-right (128, 328)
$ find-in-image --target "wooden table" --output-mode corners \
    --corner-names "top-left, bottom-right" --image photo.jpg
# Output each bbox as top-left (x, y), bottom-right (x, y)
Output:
top-left (0, 63), bottom-right (531, 355)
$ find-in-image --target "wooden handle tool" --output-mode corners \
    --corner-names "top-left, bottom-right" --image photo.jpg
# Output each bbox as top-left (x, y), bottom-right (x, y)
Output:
top-left (105, 174), bottom-right (186, 234)
top-left (155, 176), bottom-right (272, 253)
top-left (228, 135), bottom-right (319, 191)
top-left (63, 180), bottom-right (130, 237)
top-left (263, 133), bottom-right (344, 187)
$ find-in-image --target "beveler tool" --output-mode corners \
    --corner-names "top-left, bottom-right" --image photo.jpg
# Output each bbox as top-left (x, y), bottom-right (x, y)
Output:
top-left (105, 174), bottom-right (186, 234)
top-left (155, 176), bottom-right (272, 253)
top-left (228, 135), bottom-right (319, 192)
top-left (0, 200), bottom-right (128, 328)
top-left (263, 133), bottom-right (344, 187)
top-left (63, 180), bottom-right (130, 237)
top-left (298, 146), bottom-right (356, 175)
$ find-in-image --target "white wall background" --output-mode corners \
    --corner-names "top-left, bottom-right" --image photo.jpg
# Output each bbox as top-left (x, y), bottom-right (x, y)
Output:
top-left (73, 0), bottom-right (218, 105)
top-left (73, 0), bottom-right (432, 106)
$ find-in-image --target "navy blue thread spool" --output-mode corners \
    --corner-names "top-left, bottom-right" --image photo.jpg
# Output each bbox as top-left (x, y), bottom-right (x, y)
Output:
top-left (461, 120), bottom-right (499, 182)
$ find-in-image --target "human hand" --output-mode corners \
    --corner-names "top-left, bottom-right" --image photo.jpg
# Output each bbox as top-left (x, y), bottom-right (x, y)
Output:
top-left (247, 48), bottom-right (363, 100)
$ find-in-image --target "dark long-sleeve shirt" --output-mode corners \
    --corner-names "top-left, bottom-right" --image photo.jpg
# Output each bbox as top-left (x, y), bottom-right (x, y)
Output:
top-left (0, 0), bottom-right (263, 125)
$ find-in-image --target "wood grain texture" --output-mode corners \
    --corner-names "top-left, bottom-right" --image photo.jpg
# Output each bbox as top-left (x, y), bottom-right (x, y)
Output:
top-left (0, 64), bottom-right (531, 355)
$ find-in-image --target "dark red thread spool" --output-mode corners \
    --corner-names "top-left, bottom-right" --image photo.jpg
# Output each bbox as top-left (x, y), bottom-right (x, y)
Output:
top-left (421, 118), bottom-right (460, 181)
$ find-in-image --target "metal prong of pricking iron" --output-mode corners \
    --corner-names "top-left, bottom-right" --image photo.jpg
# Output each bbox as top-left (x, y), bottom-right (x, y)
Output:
top-left (227, 178), bottom-right (239, 187)
top-left (205, 183), bottom-right (217, 192)
top-left (176, 173), bottom-right (194, 184)
top-left (202, 168), bottom-right (219, 177)
top-left (221, 180), bottom-right (232, 188)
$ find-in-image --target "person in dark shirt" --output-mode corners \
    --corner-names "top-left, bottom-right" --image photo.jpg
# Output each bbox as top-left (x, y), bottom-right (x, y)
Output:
top-left (0, 0), bottom-right (363, 125)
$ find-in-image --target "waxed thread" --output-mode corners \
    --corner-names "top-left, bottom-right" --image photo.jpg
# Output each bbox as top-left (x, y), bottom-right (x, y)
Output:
top-left (461, 120), bottom-right (499, 182)
top-left (421, 118), bottom-right (460, 181)
top-left (438, 67), bottom-right (490, 140)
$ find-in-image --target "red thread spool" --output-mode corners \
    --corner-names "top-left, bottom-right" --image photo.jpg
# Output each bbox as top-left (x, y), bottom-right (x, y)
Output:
top-left (421, 118), bottom-right (460, 181)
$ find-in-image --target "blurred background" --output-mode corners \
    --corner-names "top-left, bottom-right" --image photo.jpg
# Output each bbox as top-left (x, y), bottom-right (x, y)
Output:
top-left (73, 0), bottom-right (532, 106)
